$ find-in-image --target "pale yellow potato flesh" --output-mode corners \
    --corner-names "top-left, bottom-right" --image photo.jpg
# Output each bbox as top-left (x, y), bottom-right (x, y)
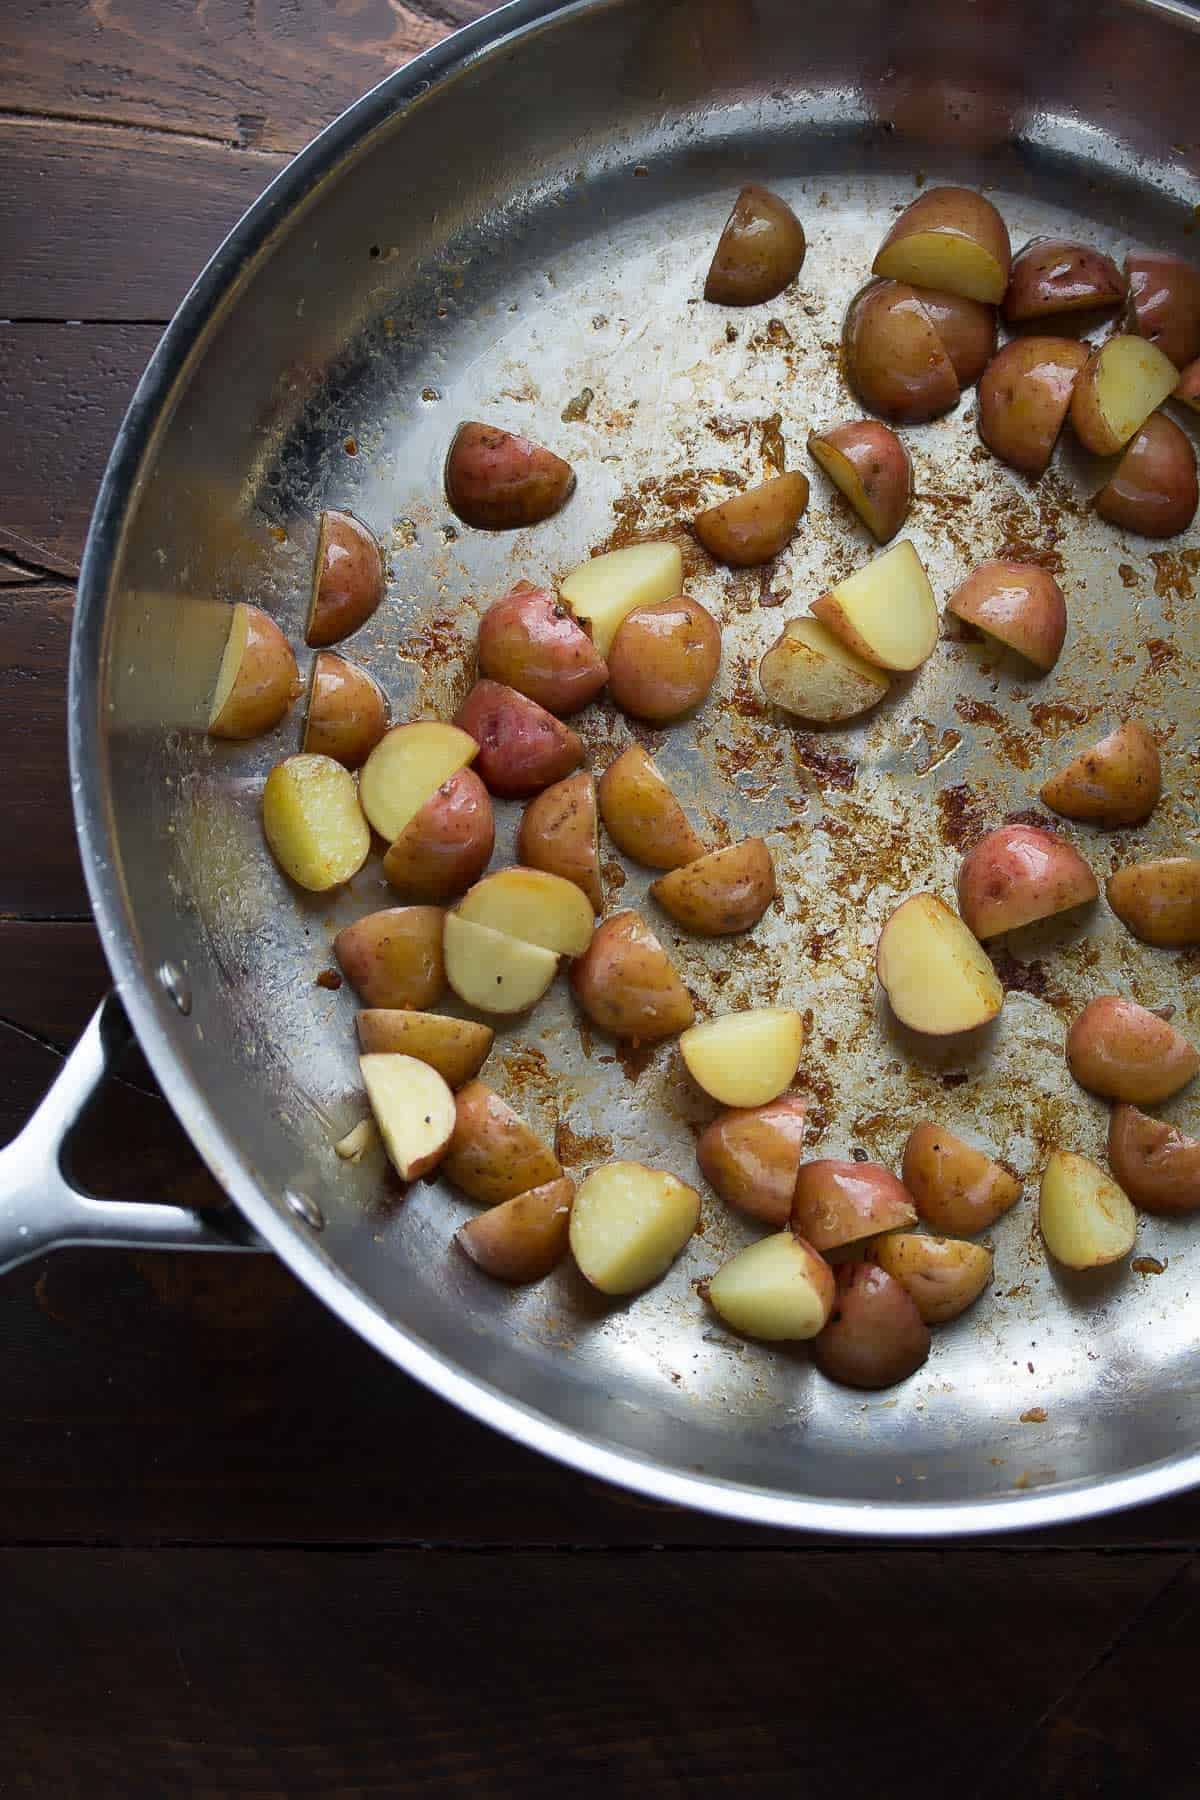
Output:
top-left (679, 1008), bottom-right (806, 1108)
top-left (876, 893), bottom-right (1003, 1034)
top-left (569, 1160), bottom-right (700, 1295)
top-left (355, 1010), bottom-right (494, 1088)
top-left (872, 187), bottom-right (1011, 304)
top-left (262, 754), bottom-right (370, 891)
top-left (706, 1231), bottom-right (834, 1340)
top-left (359, 1052), bottom-right (456, 1183)
top-left (358, 721), bottom-right (478, 842)
top-left (1070, 334), bottom-right (1179, 454)
top-left (1039, 1150), bottom-right (1136, 1270)
top-left (443, 914), bottom-right (558, 1015)
top-left (810, 539), bottom-right (938, 672)
top-left (559, 542), bottom-right (684, 656)
top-left (758, 615), bottom-right (890, 723)
top-left (456, 866), bottom-right (595, 956)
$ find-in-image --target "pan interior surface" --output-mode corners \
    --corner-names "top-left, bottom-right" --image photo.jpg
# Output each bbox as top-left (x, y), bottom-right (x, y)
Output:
top-left (80, 0), bottom-right (1200, 1528)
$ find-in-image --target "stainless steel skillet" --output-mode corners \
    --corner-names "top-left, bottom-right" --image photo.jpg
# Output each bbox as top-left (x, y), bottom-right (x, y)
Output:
top-left (3, 0), bottom-right (1200, 1535)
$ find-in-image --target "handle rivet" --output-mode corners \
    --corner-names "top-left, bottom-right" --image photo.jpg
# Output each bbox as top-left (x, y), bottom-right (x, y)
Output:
top-left (158, 961), bottom-right (192, 1015)
top-left (285, 1188), bottom-right (325, 1231)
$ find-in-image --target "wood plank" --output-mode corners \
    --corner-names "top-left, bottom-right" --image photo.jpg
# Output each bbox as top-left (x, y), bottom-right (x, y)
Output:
top-left (0, 1547), bottom-right (1185, 1794)
top-left (0, 120), bottom-right (286, 322)
top-left (0, 583), bottom-right (85, 915)
top-left (0, 922), bottom-right (110, 1047)
top-left (0, 1), bottom-right (496, 156)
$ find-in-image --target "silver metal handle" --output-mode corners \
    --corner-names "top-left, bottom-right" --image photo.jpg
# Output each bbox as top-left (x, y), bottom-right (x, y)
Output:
top-left (0, 992), bottom-right (262, 1274)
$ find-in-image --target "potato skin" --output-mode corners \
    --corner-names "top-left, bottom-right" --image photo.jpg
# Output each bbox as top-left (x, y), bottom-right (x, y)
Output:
top-left (868, 1233), bottom-right (993, 1325)
top-left (957, 824), bottom-right (1098, 939)
top-left (442, 1080), bottom-right (562, 1207)
top-left (606, 595), bottom-right (721, 722)
top-left (807, 419), bottom-right (912, 544)
top-left (1094, 413), bottom-right (1199, 539)
top-left (758, 615), bottom-right (890, 722)
top-left (1004, 238), bottom-right (1124, 322)
top-left (1176, 357), bottom-right (1200, 412)
top-left (381, 767), bottom-right (494, 902)
top-left (791, 1160), bottom-right (917, 1251)
top-left (843, 279), bottom-right (960, 425)
top-left (693, 472), bottom-right (809, 566)
top-left (872, 185), bottom-right (1011, 304)
top-left (704, 184), bottom-right (805, 306)
top-left (596, 745), bottom-right (705, 870)
top-left (444, 421), bottom-right (575, 530)
top-left (812, 1262), bottom-right (931, 1390)
top-left (1039, 721), bottom-right (1161, 828)
top-left (569, 910), bottom-right (694, 1041)
top-left (947, 559), bottom-right (1066, 673)
top-left (355, 1010), bottom-right (493, 1088)
top-left (454, 679), bottom-right (583, 797)
top-left (696, 1093), bottom-right (808, 1227)
top-left (302, 651), bottom-right (388, 768)
top-left (516, 772), bottom-right (602, 913)
top-left (1108, 1104), bottom-right (1200, 1216)
top-left (307, 510), bottom-right (384, 647)
top-left (455, 1177), bottom-right (575, 1283)
top-left (913, 288), bottom-right (996, 387)
top-left (209, 604), bottom-right (301, 739)
top-left (476, 580), bottom-right (607, 715)
top-left (1107, 858), bottom-right (1200, 947)
top-left (901, 1122), bottom-right (1021, 1236)
top-left (1125, 252), bottom-right (1200, 370)
top-left (333, 906), bottom-right (445, 1009)
top-left (1066, 996), bottom-right (1199, 1105)
top-left (977, 336), bottom-right (1088, 477)
top-left (650, 838), bottom-right (775, 936)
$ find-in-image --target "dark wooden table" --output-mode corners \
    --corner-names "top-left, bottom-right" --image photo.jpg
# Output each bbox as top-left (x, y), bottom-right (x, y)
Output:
top-left (3, 4), bottom-right (1199, 1792)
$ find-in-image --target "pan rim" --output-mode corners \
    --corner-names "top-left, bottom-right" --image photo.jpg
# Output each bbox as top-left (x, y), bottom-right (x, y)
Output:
top-left (69, 0), bottom-right (1200, 1536)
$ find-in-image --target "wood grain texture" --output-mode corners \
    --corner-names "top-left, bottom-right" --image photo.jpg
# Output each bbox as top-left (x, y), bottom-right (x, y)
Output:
top-left (0, 583), bottom-right (86, 913)
top-left (0, 922), bottom-right (111, 1045)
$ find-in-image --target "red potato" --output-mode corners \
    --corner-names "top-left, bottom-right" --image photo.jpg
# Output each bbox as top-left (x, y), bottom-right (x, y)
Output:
top-left (957, 824), bottom-right (1098, 940)
top-left (872, 185), bottom-right (1011, 305)
top-left (696, 1093), bottom-right (809, 1227)
top-left (650, 838), bottom-right (775, 936)
top-left (812, 1262), bottom-right (931, 1391)
top-left (442, 1081), bottom-right (562, 1207)
top-left (913, 288), bottom-right (996, 387)
top-left (1108, 1105), bottom-right (1200, 1216)
top-left (570, 910), bottom-right (694, 1042)
top-left (596, 746), bottom-right (706, 871)
top-left (454, 679), bottom-right (583, 798)
top-left (262, 753), bottom-right (370, 891)
top-left (606, 595), bottom-right (721, 722)
top-left (306, 510), bottom-right (384, 648)
top-left (334, 906), bottom-right (446, 1009)
top-left (876, 893), bottom-right (1004, 1035)
top-left (843, 280), bottom-right (960, 425)
top-left (517, 772), bottom-right (603, 913)
top-left (1094, 412), bottom-right (1198, 538)
top-left (208, 603), bottom-right (301, 740)
top-left (806, 420), bottom-right (912, 544)
top-left (1004, 238), bottom-right (1125, 322)
top-left (692, 472), bottom-right (809, 565)
top-left (758, 615), bottom-right (890, 724)
top-left (868, 1233), bottom-right (993, 1325)
top-left (902, 1123), bottom-right (1021, 1236)
top-left (444, 422), bottom-right (575, 530)
top-left (1125, 251), bottom-right (1200, 370)
top-left (355, 1010), bottom-right (493, 1088)
top-left (1066, 996), bottom-right (1199, 1105)
top-left (1175, 358), bottom-right (1200, 412)
top-left (455, 1177), bottom-right (575, 1283)
top-left (977, 336), bottom-right (1089, 477)
top-left (1069, 335), bottom-right (1180, 456)
top-left (947, 559), bottom-right (1066, 673)
top-left (1106, 858), bottom-right (1200, 947)
top-left (476, 580), bottom-right (607, 715)
top-left (705, 1231), bottom-right (834, 1341)
top-left (1039, 721), bottom-right (1161, 829)
top-left (302, 651), bottom-right (388, 768)
top-left (704, 184), bottom-right (806, 307)
top-left (381, 766), bottom-right (495, 902)
top-left (791, 1160), bottom-right (917, 1252)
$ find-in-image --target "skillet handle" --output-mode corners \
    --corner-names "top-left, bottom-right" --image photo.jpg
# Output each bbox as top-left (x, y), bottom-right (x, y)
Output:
top-left (0, 992), bottom-right (263, 1275)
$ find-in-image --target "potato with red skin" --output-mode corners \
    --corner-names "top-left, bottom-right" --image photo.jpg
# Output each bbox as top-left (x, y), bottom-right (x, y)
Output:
top-left (209, 603), bottom-right (302, 740)
top-left (570, 911), bottom-right (694, 1042)
top-left (957, 824), bottom-right (1098, 940)
top-left (704, 184), bottom-right (806, 306)
top-left (843, 280), bottom-right (960, 425)
top-left (947, 560), bottom-right (1066, 673)
top-left (650, 839), bottom-right (775, 936)
top-left (454, 679), bottom-right (583, 798)
top-left (1175, 358), bottom-right (1200, 412)
top-left (812, 1262), bottom-right (931, 1391)
top-left (517, 772), bottom-right (602, 913)
top-left (1004, 238), bottom-right (1124, 323)
top-left (977, 337), bottom-right (1089, 477)
top-left (1066, 996), bottom-right (1199, 1106)
top-left (868, 1234), bottom-right (993, 1325)
top-left (306, 510), bottom-right (384, 647)
top-left (381, 767), bottom-right (494, 902)
top-left (902, 1123), bottom-right (1021, 1236)
top-left (1107, 858), bottom-right (1200, 947)
top-left (455, 1177), bottom-right (574, 1283)
top-left (333, 906), bottom-right (445, 1009)
top-left (791, 1160), bottom-right (917, 1252)
top-left (1094, 413), bottom-right (1198, 539)
top-left (872, 185), bottom-right (1011, 305)
top-left (1040, 721), bottom-right (1161, 829)
top-left (606, 595), bottom-right (721, 722)
top-left (1070, 335), bottom-right (1179, 456)
top-left (476, 580), bottom-right (607, 715)
top-left (696, 1093), bottom-right (809, 1227)
top-left (876, 893), bottom-right (1004, 1036)
top-left (807, 420), bottom-right (912, 544)
top-left (441, 1080), bottom-right (562, 1207)
top-left (1125, 252), bottom-right (1200, 370)
top-left (693, 473), bottom-right (809, 566)
top-left (302, 652), bottom-right (387, 768)
top-left (913, 289), bottom-right (996, 387)
top-left (596, 746), bottom-right (706, 871)
top-left (445, 422), bottom-right (574, 530)
top-left (1108, 1105), bottom-right (1200, 1216)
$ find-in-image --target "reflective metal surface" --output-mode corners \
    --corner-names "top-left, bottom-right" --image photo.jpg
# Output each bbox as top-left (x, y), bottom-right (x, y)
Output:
top-left (63, 0), bottom-right (1200, 1531)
